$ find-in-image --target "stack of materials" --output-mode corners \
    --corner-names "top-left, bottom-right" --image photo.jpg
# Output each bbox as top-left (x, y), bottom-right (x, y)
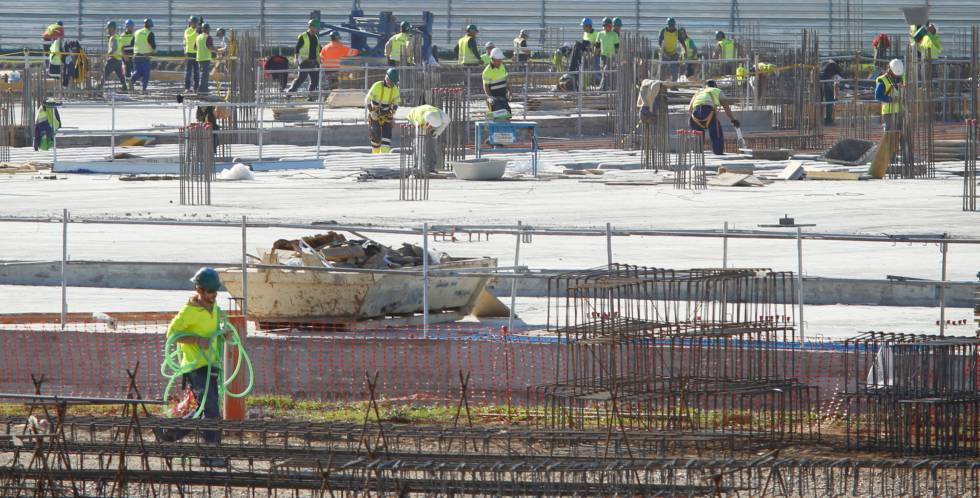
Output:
top-left (272, 107), bottom-right (310, 122)
top-left (268, 232), bottom-right (443, 269)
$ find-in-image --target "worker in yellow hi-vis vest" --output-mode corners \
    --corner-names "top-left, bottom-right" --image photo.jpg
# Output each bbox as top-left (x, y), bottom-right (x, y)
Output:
top-left (183, 16), bottom-right (200, 91)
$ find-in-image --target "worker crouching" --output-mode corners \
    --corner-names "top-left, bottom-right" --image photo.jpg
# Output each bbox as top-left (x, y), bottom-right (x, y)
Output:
top-left (483, 49), bottom-right (511, 121)
top-left (407, 105), bottom-right (451, 172)
top-left (366, 68), bottom-right (401, 153)
top-left (688, 80), bottom-right (741, 155)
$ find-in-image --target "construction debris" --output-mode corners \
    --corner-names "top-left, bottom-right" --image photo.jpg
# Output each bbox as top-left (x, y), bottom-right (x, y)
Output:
top-left (804, 169), bottom-right (863, 181)
top-left (707, 171), bottom-right (768, 187)
top-left (272, 107), bottom-right (310, 122)
top-left (269, 231), bottom-right (443, 269)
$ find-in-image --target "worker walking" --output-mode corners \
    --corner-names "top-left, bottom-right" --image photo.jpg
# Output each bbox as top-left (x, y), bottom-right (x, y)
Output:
top-left (407, 105), bottom-right (451, 172)
top-left (321, 31), bottom-right (360, 93)
top-left (658, 18), bottom-right (681, 81)
top-left (195, 23), bottom-right (215, 94)
top-left (596, 18), bottom-right (620, 90)
top-left (513, 30), bottom-right (530, 67)
top-left (120, 20), bottom-right (136, 77)
top-left (456, 24), bottom-right (481, 66)
top-left (483, 48), bottom-right (511, 120)
top-left (183, 16), bottom-right (200, 92)
top-left (103, 22), bottom-right (127, 92)
top-left (129, 19), bottom-right (156, 94)
top-left (689, 80), bottom-right (741, 155)
top-left (678, 28), bottom-right (698, 80)
top-left (287, 20), bottom-right (322, 96)
top-left (154, 268), bottom-right (229, 467)
top-left (715, 31), bottom-right (736, 75)
top-left (365, 68), bottom-right (401, 153)
top-left (385, 21), bottom-right (413, 66)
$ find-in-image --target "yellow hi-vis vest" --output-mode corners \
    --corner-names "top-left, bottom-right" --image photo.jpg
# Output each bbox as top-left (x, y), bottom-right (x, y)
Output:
top-left (388, 32), bottom-right (411, 62)
top-left (195, 33), bottom-right (212, 62)
top-left (367, 81), bottom-right (400, 115)
top-left (167, 300), bottom-right (222, 370)
top-left (690, 87), bottom-right (722, 109)
top-left (918, 33), bottom-right (942, 60)
top-left (184, 26), bottom-right (198, 54)
top-left (457, 35), bottom-right (479, 64)
top-left (718, 38), bottom-right (735, 59)
top-left (876, 73), bottom-right (901, 115)
top-left (482, 64), bottom-right (508, 95)
top-left (298, 32), bottom-right (320, 62)
top-left (134, 28), bottom-right (153, 55)
top-left (107, 34), bottom-right (122, 59)
top-left (582, 29), bottom-right (599, 44)
top-left (119, 31), bottom-right (134, 53)
top-left (49, 38), bottom-right (62, 65)
top-left (661, 29), bottom-right (679, 55)
top-left (597, 30), bottom-right (620, 57)
top-left (407, 104), bottom-right (440, 126)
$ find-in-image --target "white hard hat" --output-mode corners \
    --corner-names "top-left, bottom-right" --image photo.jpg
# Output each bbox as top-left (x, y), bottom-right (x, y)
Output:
top-left (490, 48), bottom-right (505, 60)
top-left (424, 111), bottom-right (446, 129)
top-left (889, 59), bottom-right (905, 76)
top-left (485, 41), bottom-right (495, 49)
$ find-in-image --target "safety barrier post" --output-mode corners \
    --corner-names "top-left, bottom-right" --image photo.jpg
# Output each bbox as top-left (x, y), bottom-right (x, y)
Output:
top-left (723, 221), bottom-right (729, 268)
top-left (316, 68), bottom-right (324, 159)
top-left (110, 94), bottom-right (116, 161)
top-left (60, 208), bottom-right (67, 329)
top-left (423, 222), bottom-right (430, 338)
top-left (606, 222), bottom-right (613, 266)
top-left (507, 221), bottom-right (522, 333)
top-left (224, 312), bottom-right (247, 420)
top-left (939, 233), bottom-right (948, 336)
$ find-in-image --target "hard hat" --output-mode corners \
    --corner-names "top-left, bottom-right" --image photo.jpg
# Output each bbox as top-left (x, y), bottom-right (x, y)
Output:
top-left (484, 41), bottom-right (495, 49)
top-left (125, 19), bottom-right (135, 28)
top-left (519, 29), bottom-right (528, 37)
top-left (889, 59), bottom-right (905, 76)
top-left (328, 30), bottom-right (340, 38)
top-left (216, 28), bottom-right (226, 36)
top-left (613, 17), bottom-right (623, 27)
top-left (144, 18), bottom-right (154, 27)
top-left (466, 24), bottom-right (478, 32)
top-left (715, 30), bottom-right (725, 39)
top-left (490, 47), bottom-right (505, 60)
top-left (400, 21), bottom-right (410, 31)
top-left (705, 79), bottom-right (717, 88)
top-left (57, 20), bottom-right (64, 26)
top-left (106, 21), bottom-right (117, 30)
top-left (308, 19), bottom-right (320, 29)
top-left (386, 68), bottom-right (399, 84)
top-left (666, 17), bottom-right (676, 27)
top-left (581, 18), bottom-right (593, 27)
top-left (190, 267), bottom-right (222, 292)
top-left (424, 111), bottom-right (446, 129)
top-left (201, 22), bottom-right (210, 31)
top-left (188, 16), bottom-right (199, 24)
top-left (912, 26), bottom-right (927, 39)
top-left (602, 17), bottom-right (613, 26)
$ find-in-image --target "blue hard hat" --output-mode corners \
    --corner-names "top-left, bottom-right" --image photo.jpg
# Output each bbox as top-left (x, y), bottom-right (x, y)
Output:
top-left (581, 18), bottom-right (593, 27)
top-left (191, 267), bottom-right (222, 292)
top-left (125, 19), bottom-right (135, 27)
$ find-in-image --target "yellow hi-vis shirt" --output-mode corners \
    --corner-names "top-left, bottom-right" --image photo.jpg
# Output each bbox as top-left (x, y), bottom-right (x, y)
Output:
top-left (167, 298), bottom-right (221, 370)
top-left (184, 26), bottom-right (198, 54)
top-left (689, 87), bottom-right (722, 109)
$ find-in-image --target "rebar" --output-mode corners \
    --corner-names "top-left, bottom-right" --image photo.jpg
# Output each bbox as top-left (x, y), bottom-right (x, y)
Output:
top-left (674, 131), bottom-right (706, 189)
top-left (225, 29), bottom-right (262, 157)
top-left (0, 91), bottom-right (13, 163)
top-left (640, 88), bottom-right (670, 171)
top-left (399, 124), bottom-right (429, 201)
top-left (891, 44), bottom-right (936, 179)
top-left (965, 119), bottom-right (977, 211)
top-left (612, 32), bottom-right (653, 149)
top-left (426, 87), bottom-right (468, 170)
top-left (178, 123), bottom-right (215, 206)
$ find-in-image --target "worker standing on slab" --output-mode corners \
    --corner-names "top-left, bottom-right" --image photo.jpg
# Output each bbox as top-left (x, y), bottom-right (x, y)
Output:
top-left (658, 18), bottom-right (681, 81)
top-left (103, 21), bottom-right (127, 92)
top-left (385, 21), bottom-right (413, 66)
top-left (42, 20), bottom-right (64, 71)
top-left (365, 68), bottom-right (400, 153)
top-left (875, 59), bottom-right (904, 132)
top-left (679, 28), bottom-right (698, 81)
top-left (581, 18), bottom-right (599, 80)
top-left (689, 80), bottom-right (741, 155)
top-left (120, 20), bottom-right (136, 77)
top-left (407, 105), bottom-right (451, 172)
top-left (321, 31), bottom-right (360, 93)
top-left (481, 42), bottom-right (496, 65)
top-left (183, 16), bottom-right (200, 92)
top-left (596, 17), bottom-right (619, 90)
top-left (715, 31), bottom-right (736, 75)
top-left (195, 23), bottom-right (215, 95)
top-left (287, 20), bottom-right (322, 96)
top-left (456, 24), bottom-right (481, 66)
top-left (820, 59), bottom-right (843, 125)
top-left (513, 30), bottom-right (530, 68)
top-left (129, 19), bottom-right (156, 95)
top-left (154, 268), bottom-right (228, 467)
top-left (483, 48), bottom-right (512, 120)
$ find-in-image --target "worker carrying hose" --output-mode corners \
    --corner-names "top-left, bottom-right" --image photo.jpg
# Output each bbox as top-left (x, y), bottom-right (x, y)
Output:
top-left (483, 48), bottom-right (511, 121)
top-left (689, 80), bottom-right (740, 155)
top-left (365, 68), bottom-right (401, 153)
top-left (407, 105), bottom-right (451, 172)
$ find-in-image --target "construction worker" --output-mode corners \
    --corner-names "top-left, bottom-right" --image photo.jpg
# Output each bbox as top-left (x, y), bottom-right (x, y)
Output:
top-left (365, 68), bottom-right (400, 153)
top-left (552, 42), bottom-right (572, 73)
top-left (42, 20), bottom-right (64, 70)
top-left (581, 18), bottom-right (599, 76)
top-left (596, 18), bottom-right (619, 90)
top-left (456, 25), bottom-right (481, 66)
top-left (321, 31), bottom-right (360, 93)
top-left (104, 21), bottom-right (127, 92)
top-left (689, 80), bottom-right (741, 155)
top-left (48, 29), bottom-right (64, 78)
top-left (288, 20), bottom-right (322, 96)
top-left (214, 28), bottom-right (228, 55)
top-left (385, 21), bottom-right (413, 66)
top-left (658, 17), bottom-right (681, 81)
top-left (120, 20), bottom-right (136, 77)
top-left (715, 31), bottom-right (736, 75)
top-left (917, 23), bottom-right (943, 61)
top-left (483, 48), bottom-right (511, 120)
top-left (612, 17), bottom-right (623, 35)
top-left (820, 59), bottom-right (843, 125)
top-left (407, 105), bottom-right (451, 172)
top-left (184, 16), bottom-right (200, 92)
top-left (481, 42), bottom-right (495, 65)
top-left (678, 28), bottom-right (698, 80)
top-left (153, 268), bottom-right (229, 467)
top-left (875, 59), bottom-right (904, 132)
top-left (195, 23), bottom-right (215, 94)
top-left (129, 19), bottom-right (156, 94)
top-left (513, 30), bottom-right (530, 67)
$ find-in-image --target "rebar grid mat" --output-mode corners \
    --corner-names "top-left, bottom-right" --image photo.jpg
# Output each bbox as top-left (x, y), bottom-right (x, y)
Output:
top-left (398, 124), bottom-right (429, 201)
top-left (674, 131), bottom-right (707, 189)
top-left (837, 101), bottom-right (877, 143)
top-left (965, 119), bottom-right (977, 211)
top-left (178, 123), bottom-right (215, 206)
top-left (426, 87), bottom-right (468, 170)
top-left (0, 91), bottom-right (13, 163)
top-left (612, 32), bottom-right (653, 148)
top-left (842, 331), bottom-right (980, 456)
top-left (890, 45), bottom-right (937, 179)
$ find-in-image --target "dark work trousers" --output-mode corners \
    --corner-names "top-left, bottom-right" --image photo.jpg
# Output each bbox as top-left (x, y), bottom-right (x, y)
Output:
top-left (104, 58), bottom-right (127, 91)
top-left (822, 81), bottom-right (835, 125)
top-left (158, 366), bottom-right (222, 443)
top-left (690, 104), bottom-right (725, 155)
top-left (288, 59), bottom-right (319, 94)
top-left (130, 56), bottom-right (151, 91)
top-left (198, 60), bottom-right (211, 94)
top-left (184, 55), bottom-right (199, 91)
top-left (422, 130), bottom-right (437, 172)
top-left (369, 117), bottom-right (393, 151)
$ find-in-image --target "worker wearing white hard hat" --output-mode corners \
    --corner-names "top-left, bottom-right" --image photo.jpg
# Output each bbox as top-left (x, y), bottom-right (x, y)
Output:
top-left (407, 105), bottom-right (452, 171)
top-left (875, 59), bottom-right (904, 132)
top-left (483, 48), bottom-right (512, 121)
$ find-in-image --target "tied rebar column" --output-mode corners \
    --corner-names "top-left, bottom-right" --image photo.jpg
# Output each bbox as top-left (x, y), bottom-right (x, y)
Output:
top-left (613, 32), bottom-right (653, 149)
top-left (0, 90), bottom-right (13, 163)
top-left (640, 93), bottom-right (669, 171)
top-left (227, 30), bottom-right (261, 151)
top-left (674, 130), bottom-right (706, 189)
top-left (399, 124), bottom-right (429, 201)
top-left (179, 123), bottom-right (215, 206)
top-left (426, 87), bottom-right (468, 170)
top-left (966, 119), bottom-right (978, 211)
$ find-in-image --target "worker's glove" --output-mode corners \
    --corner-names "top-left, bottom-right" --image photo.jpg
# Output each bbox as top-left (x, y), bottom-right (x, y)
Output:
top-left (731, 119), bottom-right (741, 128)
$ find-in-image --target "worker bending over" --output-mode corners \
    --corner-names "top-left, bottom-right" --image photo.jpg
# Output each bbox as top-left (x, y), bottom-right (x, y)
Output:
top-left (385, 22), bottom-right (413, 66)
top-left (658, 17), bottom-right (681, 81)
top-left (154, 268), bottom-right (229, 467)
top-left (689, 80), bottom-right (741, 155)
top-left (483, 49), bottom-right (511, 120)
top-left (104, 22), bottom-right (127, 91)
top-left (457, 25), bottom-right (481, 66)
top-left (321, 31), bottom-right (360, 93)
top-left (130, 19), bottom-right (156, 94)
top-left (288, 20), bottom-right (322, 96)
top-left (407, 105), bottom-right (451, 172)
top-left (184, 16), bottom-right (200, 92)
top-left (596, 17), bottom-right (620, 90)
top-left (365, 68), bottom-right (401, 153)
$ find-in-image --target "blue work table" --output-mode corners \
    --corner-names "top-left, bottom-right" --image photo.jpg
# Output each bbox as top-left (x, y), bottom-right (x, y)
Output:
top-left (474, 121), bottom-right (540, 176)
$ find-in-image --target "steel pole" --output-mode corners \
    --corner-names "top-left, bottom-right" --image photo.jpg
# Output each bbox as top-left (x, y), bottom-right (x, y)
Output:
top-left (61, 208), bottom-right (68, 329)
top-left (606, 222), bottom-right (613, 266)
top-left (422, 222), bottom-right (430, 338)
top-left (723, 221), bottom-right (729, 268)
top-left (508, 221), bottom-right (522, 333)
top-left (796, 226), bottom-right (805, 346)
top-left (939, 234), bottom-right (948, 336)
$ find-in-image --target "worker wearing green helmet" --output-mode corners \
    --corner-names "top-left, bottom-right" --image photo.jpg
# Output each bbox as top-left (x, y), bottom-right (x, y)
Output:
top-left (457, 24), bottom-right (481, 65)
top-left (658, 17), bottom-right (681, 81)
top-left (365, 68), bottom-right (401, 153)
top-left (597, 17), bottom-right (620, 89)
top-left (386, 20), bottom-right (414, 66)
top-left (612, 17), bottom-right (623, 34)
top-left (287, 19), bottom-right (322, 95)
